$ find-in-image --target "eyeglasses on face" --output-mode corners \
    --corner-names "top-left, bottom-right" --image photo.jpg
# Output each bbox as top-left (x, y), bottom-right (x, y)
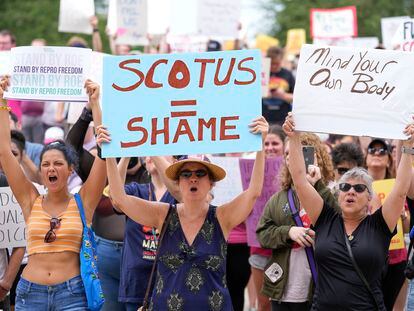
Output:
top-left (337, 167), bottom-right (350, 175)
top-left (44, 217), bottom-right (61, 243)
top-left (338, 183), bottom-right (368, 193)
top-left (367, 147), bottom-right (387, 156)
top-left (179, 169), bottom-right (208, 179)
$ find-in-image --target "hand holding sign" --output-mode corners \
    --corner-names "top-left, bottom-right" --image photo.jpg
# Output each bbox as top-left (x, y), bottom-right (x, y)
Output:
top-left (0, 76), bottom-right (10, 99)
top-left (282, 112), bottom-right (297, 138)
top-left (249, 116), bottom-right (269, 143)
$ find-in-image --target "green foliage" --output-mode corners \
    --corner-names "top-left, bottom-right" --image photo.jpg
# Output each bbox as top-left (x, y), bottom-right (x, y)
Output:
top-left (263, 0), bottom-right (414, 46)
top-left (0, 0), bottom-right (110, 52)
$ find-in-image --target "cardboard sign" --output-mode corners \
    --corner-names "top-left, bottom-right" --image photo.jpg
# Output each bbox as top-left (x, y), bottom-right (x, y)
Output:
top-left (292, 44), bottom-right (414, 139)
top-left (4, 46), bottom-right (92, 102)
top-left (261, 57), bottom-right (271, 97)
top-left (116, 0), bottom-right (148, 45)
top-left (58, 0), bottom-right (95, 35)
top-left (381, 16), bottom-right (410, 50)
top-left (310, 6), bottom-right (357, 39)
top-left (211, 156), bottom-right (243, 206)
top-left (240, 157), bottom-right (283, 247)
top-left (372, 179), bottom-right (404, 251)
top-left (392, 19), bottom-right (414, 52)
top-left (102, 50), bottom-right (262, 157)
top-left (286, 29), bottom-right (306, 55)
top-left (0, 51), bottom-right (11, 77)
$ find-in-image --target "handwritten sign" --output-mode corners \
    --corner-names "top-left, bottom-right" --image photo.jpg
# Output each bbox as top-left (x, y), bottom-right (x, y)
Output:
top-left (392, 19), bottom-right (414, 52)
top-left (58, 0), bottom-right (95, 35)
top-left (292, 44), bottom-right (414, 139)
top-left (381, 16), bottom-right (410, 50)
top-left (261, 57), bottom-right (271, 97)
top-left (310, 6), bottom-right (357, 39)
top-left (286, 29), bottom-right (306, 55)
top-left (3, 46), bottom-right (92, 102)
top-left (0, 51), bottom-right (11, 77)
top-left (102, 50), bottom-right (262, 157)
top-left (240, 157), bottom-right (283, 247)
top-left (116, 0), bottom-right (148, 45)
top-left (372, 179), bottom-right (404, 250)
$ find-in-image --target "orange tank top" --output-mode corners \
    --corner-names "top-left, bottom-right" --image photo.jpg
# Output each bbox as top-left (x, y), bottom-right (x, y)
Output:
top-left (27, 195), bottom-right (83, 255)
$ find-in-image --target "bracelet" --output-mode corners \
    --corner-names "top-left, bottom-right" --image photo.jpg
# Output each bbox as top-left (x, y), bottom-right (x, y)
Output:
top-left (93, 28), bottom-right (99, 33)
top-left (0, 105), bottom-right (11, 112)
top-left (401, 146), bottom-right (414, 155)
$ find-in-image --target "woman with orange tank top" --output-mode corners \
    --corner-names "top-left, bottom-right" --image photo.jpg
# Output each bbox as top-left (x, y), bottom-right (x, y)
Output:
top-left (0, 77), bottom-right (107, 311)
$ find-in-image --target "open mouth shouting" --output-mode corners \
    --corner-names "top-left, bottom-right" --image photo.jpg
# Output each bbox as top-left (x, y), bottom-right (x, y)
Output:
top-left (190, 186), bottom-right (198, 193)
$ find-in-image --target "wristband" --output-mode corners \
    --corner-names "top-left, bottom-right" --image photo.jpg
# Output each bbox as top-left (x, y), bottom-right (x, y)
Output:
top-left (401, 146), bottom-right (414, 155)
top-left (93, 28), bottom-right (99, 32)
top-left (96, 145), bottom-right (106, 161)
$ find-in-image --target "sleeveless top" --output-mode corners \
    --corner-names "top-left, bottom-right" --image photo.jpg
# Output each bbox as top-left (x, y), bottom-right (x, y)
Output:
top-left (27, 195), bottom-right (83, 255)
top-left (150, 205), bottom-right (233, 311)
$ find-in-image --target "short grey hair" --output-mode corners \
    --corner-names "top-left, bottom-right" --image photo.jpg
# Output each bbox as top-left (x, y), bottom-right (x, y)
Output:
top-left (338, 167), bottom-right (373, 196)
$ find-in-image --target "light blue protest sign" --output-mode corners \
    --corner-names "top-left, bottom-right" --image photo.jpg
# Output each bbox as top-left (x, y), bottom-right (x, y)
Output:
top-left (102, 50), bottom-right (262, 157)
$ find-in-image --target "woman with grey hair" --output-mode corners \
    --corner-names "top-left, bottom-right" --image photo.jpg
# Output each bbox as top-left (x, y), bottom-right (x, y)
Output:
top-left (282, 112), bottom-right (414, 310)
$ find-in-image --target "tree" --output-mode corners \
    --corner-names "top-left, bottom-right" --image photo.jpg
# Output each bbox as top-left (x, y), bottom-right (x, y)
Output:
top-left (263, 0), bottom-right (414, 46)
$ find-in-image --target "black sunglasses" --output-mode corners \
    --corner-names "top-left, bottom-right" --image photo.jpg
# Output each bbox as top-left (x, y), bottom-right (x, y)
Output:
top-left (337, 167), bottom-right (349, 175)
top-left (179, 169), bottom-right (208, 179)
top-left (339, 183), bottom-right (368, 193)
top-left (44, 217), bottom-right (61, 243)
top-left (367, 147), bottom-right (387, 156)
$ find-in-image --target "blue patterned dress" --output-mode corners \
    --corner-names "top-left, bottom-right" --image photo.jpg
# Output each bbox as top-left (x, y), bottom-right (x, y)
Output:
top-left (150, 205), bottom-right (233, 311)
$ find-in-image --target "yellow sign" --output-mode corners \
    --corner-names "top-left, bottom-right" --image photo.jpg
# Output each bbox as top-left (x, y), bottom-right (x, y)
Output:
top-left (255, 34), bottom-right (279, 54)
top-left (372, 179), bottom-right (405, 250)
top-left (286, 29), bottom-right (306, 55)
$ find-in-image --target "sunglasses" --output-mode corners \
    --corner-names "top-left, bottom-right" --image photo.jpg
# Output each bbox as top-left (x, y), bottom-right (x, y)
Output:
top-left (44, 217), bottom-right (61, 243)
top-left (367, 147), bottom-right (387, 156)
top-left (337, 167), bottom-right (349, 175)
top-left (179, 169), bottom-right (208, 179)
top-left (339, 183), bottom-right (368, 193)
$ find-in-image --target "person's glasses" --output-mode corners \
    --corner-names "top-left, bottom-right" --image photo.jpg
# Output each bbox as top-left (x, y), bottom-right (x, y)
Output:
top-left (179, 169), bottom-right (208, 179)
top-left (339, 183), bottom-right (368, 193)
top-left (337, 167), bottom-right (349, 175)
top-left (367, 147), bottom-right (387, 156)
top-left (44, 217), bottom-right (61, 243)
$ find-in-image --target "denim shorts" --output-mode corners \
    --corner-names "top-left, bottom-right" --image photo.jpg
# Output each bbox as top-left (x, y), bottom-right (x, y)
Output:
top-left (249, 254), bottom-right (270, 270)
top-left (15, 275), bottom-right (87, 311)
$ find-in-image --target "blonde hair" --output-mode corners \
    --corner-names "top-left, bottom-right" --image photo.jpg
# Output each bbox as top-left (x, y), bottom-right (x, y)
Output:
top-left (280, 133), bottom-right (334, 191)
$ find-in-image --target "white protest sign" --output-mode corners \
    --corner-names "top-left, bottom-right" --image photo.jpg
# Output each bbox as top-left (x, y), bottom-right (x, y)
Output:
top-left (310, 6), bottom-right (357, 39)
top-left (293, 44), bottom-right (414, 139)
top-left (261, 57), bottom-right (271, 97)
top-left (0, 51), bottom-right (11, 76)
top-left (211, 156), bottom-right (243, 206)
top-left (392, 19), bottom-right (414, 52)
top-left (58, 0), bottom-right (95, 35)
top-left (0, 185), bottom-right (46, 248)
top-left (4, 46), bottom-right (92, 102)
top-left (381, 16), bottom-right (410, 50)
top-left (197, 0), bottom-right (241, 38)
top-left (313, 37), bottom-right (354, 47)
top-left (116, 0), bottom-right (148, 45)
top-left (148, 0), bottom-right (170, 35)
top-left (107, 0), bottom-right (118, 35)
top-left (352, 37), bottom-right (379, 49)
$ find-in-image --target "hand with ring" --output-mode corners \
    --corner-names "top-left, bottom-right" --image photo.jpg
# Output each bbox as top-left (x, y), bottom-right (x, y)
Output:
top-left (289, 226), bottom-right (315, 248)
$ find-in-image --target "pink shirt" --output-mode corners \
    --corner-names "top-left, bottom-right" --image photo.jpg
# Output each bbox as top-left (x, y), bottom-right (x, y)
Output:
top-left (228, 223), bottom-right (247, 244)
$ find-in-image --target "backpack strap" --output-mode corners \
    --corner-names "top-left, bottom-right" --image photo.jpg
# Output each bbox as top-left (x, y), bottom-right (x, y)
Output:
top-left (74, 193), bottom-right (87, 228)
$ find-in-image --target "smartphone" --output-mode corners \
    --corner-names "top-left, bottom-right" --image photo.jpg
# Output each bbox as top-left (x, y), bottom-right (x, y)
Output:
top-left (302, 146), bottom-right (315, 173)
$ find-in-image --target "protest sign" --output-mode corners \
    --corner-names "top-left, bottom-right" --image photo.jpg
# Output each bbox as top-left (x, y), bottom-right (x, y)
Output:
top-left (102, 49), bottom-right (262, 157)
top-left (58, 0), bottom-right (95, 35)
top-left (286, 29), bottom-right (306, 55)
top-left (148, 0), bottom-right (170, 35)
top-left (261, 57), bottom-right (271, 97)
top-left (211, 156), bottom-right (243, 206)
top-left (107, 0), bottom-right (118, 35)
top-left (313, 37), bottom-right (353, 47)
top-left (381, 16), bottom-right (410, 50)
top-left (372, 179), bottom-right (404, 250)
top-left (240, 157), bottom-right (283, 247)
top-left (255, 34), bottom-right (279, 54)
top-left (0, 51), bottom-right (11, 76)
top-left (392, 19), bottom-right (414, 52)
top-left (3, 46), bottom-right (92, 102)
top-left (292, 44), bottom-right (414, 139)
top-left (167, 35), bottom-right (207, 53)
top-left (352, 37), bottom-right (379, 49)
top-left (116, 0), bottom-right (148, 45)
top-left (310, 6), bottom-right (357, 39)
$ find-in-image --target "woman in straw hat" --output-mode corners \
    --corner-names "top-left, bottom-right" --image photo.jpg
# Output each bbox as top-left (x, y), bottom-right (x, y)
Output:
top-left (101, 116), bottom-right (268, 310)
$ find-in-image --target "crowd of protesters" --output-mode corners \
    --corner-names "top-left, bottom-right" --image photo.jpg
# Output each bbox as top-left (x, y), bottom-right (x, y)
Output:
top-left (1, 13), bottom-right (414, 311)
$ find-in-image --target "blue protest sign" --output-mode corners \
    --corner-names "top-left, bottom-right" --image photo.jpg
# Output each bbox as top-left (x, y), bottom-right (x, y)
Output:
top-left (102, 50), bottom-right (262, 157)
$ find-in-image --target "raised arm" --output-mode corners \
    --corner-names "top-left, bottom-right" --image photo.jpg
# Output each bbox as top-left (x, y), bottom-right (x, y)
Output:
top-left (151, 156), bottom-right (182, 202)
top-left (0, 77), bottom-right (38, 216)
top-left (78, 80), bottom-right (107, 223)
top-left (106, 157), bottom-right (169, 229)
top-left (90, 16), bottom-right (103, 52)
top-left (217, 116), bottom-right (268, 238)
top-left (282, 113), bottom-right (323, 225)
top-left (382, 124), bottom-right (414, 231)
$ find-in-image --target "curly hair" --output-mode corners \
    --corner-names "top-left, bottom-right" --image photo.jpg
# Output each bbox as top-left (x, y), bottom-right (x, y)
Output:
top-left (280, 133), bottom-right (335, 191)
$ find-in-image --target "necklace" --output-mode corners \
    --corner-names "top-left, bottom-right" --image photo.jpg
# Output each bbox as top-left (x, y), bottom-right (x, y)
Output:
top-left (348, 234), bottom-right (354, 241)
